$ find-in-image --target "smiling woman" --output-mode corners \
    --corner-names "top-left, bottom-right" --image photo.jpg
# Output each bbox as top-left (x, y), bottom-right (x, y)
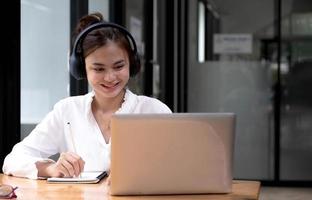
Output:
top-left (2, 12), bottom-right (172, 180)
top-left (85, 43), bottom-right (130, 101)
top-left (88, 41), bottom-right (129, 143)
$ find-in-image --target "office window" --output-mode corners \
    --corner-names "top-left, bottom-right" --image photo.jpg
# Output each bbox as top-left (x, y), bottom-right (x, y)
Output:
top-left (198, 1), bottom-right (205, 62)
top-left (21, 0), bottom-right (70, 137)
top-left (197, 0), bottom-right (219, 62)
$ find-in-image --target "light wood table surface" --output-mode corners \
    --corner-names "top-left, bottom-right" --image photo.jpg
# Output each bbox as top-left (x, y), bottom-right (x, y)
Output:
top-left (0, 174), bottom-right (260, 199)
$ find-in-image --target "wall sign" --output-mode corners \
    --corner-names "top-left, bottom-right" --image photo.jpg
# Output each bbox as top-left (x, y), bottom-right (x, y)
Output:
top-left (213, 34), bottom-right (252, 54)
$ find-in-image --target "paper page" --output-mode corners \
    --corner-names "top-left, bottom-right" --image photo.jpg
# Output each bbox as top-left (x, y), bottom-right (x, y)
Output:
top-left (47, 171), bottom-right (107, 184)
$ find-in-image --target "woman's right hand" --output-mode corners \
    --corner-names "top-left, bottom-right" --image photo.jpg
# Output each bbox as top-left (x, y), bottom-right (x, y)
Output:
top-left (36, 152), bottom-right (85, 178)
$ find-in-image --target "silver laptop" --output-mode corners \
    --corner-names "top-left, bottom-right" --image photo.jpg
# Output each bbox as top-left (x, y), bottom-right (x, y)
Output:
top-left (110, 113), bottom-right (236, 195)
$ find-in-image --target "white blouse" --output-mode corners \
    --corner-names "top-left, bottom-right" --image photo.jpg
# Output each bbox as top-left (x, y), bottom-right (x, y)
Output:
top-left (2, 89), bottom-right (172, 179)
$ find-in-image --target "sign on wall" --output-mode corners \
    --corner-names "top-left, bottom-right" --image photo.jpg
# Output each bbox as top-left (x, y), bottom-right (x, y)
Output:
top-left (213, 34), bottom-right (253, 54)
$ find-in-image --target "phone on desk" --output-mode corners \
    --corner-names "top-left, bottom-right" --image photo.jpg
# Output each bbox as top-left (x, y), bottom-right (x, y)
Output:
top-left (47, 171), bottom-right (108, 184)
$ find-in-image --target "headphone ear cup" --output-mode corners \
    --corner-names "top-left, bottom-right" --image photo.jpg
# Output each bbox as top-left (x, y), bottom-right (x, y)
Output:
top-left (69, 52), bottom-right (86, 80)
top-left (130, 53), bottom-right (141, 77)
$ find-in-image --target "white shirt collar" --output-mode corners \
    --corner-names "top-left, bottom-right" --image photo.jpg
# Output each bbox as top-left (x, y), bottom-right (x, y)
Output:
top-left (85, 89), bottom-right (137, 119)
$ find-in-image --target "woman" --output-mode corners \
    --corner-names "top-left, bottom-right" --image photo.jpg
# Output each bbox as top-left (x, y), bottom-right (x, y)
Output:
top-left (2, 12), bottom-right (171, 179)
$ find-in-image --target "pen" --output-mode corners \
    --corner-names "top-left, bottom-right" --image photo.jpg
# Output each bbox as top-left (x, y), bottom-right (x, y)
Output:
top-left (67, 122), bottom-right (81, 178)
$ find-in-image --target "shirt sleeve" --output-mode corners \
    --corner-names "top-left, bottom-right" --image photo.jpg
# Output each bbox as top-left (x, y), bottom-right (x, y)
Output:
top-left (2, 101), bottom-right (66, 179)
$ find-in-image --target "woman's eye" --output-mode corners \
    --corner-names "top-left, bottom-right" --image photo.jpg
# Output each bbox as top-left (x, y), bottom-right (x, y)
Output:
top-left (114, 65), bottom-right (124, 70)
top-left (94, 68), bottom-right (104, 72)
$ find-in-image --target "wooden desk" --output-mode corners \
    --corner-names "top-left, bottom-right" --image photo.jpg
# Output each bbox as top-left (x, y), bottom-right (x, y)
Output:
top-left (0, 174), bottom-right (260, 199)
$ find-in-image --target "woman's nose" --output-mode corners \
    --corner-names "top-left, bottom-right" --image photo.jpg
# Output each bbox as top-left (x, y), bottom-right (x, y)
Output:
top-left (103, 70), bottom-right (116, 81)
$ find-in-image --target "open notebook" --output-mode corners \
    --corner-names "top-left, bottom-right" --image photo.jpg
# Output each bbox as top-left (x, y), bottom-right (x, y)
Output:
top-left (47, 171), bottom-right (107, 184)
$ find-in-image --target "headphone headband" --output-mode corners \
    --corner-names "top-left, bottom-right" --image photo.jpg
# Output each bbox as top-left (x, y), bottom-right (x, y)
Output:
top-left (72, 22), bottom-right (138, 56)
top-left (69, 22), bottom-right (140, 80)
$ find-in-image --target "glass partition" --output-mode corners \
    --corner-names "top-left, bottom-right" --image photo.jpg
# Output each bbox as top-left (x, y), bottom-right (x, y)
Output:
top-left (280, 1), bottom-right (312, 180)
top-left (188, 0), bottom-right (275, 179)
top-left (21, 0), bottom-right (70, 138)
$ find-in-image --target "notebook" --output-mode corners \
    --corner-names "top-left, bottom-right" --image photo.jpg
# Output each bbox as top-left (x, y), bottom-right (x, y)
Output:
top-left (109, 113), bottom-right (236, 195)
top-left (47, 171), bottom-right (107, 184)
